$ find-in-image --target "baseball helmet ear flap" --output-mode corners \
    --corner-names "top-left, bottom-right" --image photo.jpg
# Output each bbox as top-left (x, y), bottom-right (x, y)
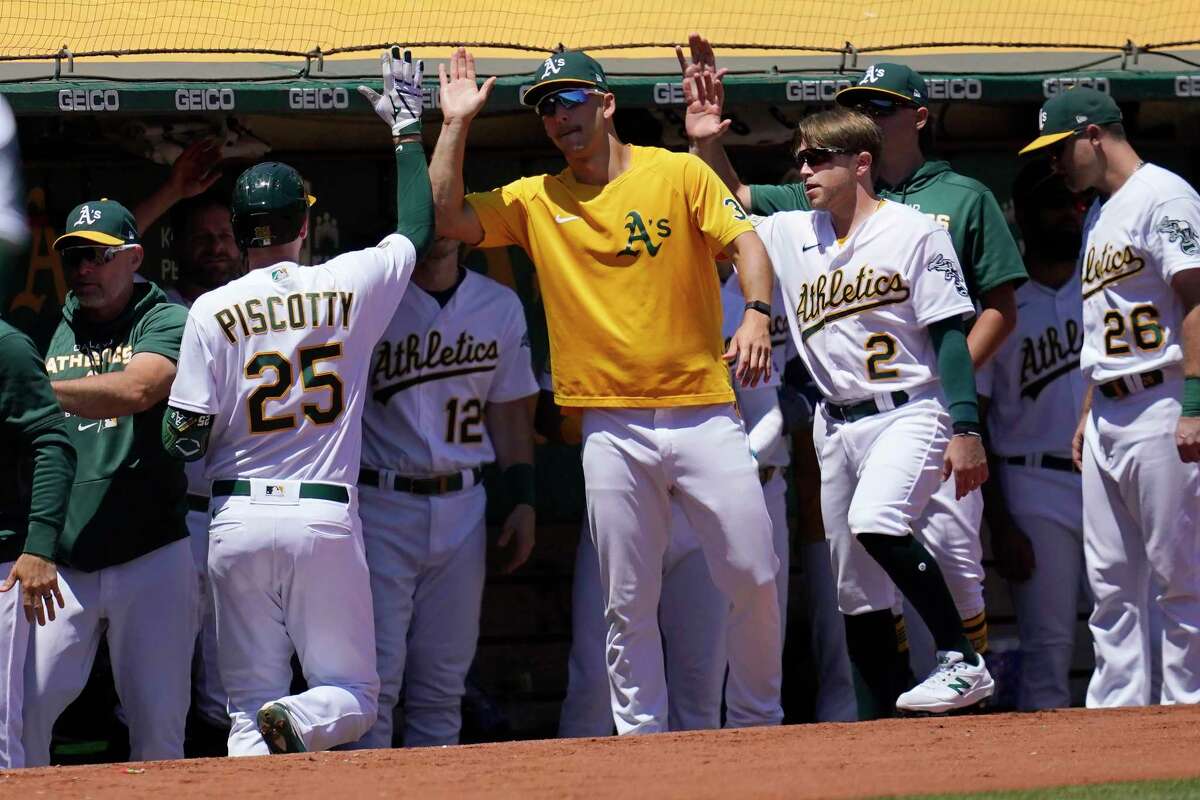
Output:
top-left (231, 162), bottom-right (314, 249)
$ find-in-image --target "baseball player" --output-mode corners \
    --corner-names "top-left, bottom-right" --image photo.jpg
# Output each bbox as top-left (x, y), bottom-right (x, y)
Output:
top-left (162, 48), bottom-right (433, 754)
top-left (1020, 88), bottom-right (1200, 706)
top-left (134, 145), bottom-right (238, 751)
top-left (752, 107), bottom-right (995, 714)
top-left (352, 233), bottom-right (538, 749)
top-left (977, 160), bottom-right (1088, 710)
top-left (680, 37), bottom-right (1024, 710)
top-left (432, 47), bottom-right (782, 734)
top-left (0, 95), bottom-right (78, 769)
top-left (558, 270), bottom-right (792, 735)
top-left (23, 198), bottom-right (198, 766)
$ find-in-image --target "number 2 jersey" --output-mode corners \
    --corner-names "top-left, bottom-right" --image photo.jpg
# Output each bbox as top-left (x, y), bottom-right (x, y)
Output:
top-left (1079, 163), bottom-right (1200, 385)
top-left (168, 233), bottom-right (417, 484)
top-left (753, 200), bottom-right (974, 404)
top-left (361, 270), bottom-right (538, 475)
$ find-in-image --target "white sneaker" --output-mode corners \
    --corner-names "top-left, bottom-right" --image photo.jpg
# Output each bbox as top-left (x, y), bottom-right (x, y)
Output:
top-left (896, 650), bottom-right (995, 714)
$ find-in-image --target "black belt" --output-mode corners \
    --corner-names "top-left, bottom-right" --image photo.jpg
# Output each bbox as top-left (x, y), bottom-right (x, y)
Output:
top-left (1098, 369), bottom-right (1164, 400)
top-left (758, 466), bottom-right (778, 484)
top-left (186, 494), bottom-right (210, 513)
top-left (211, 479), bottom-right (349, 504)
top-left (824, 390), bottom-right (910, 423)
top-left (359, 466), bottom-right (483, 496)
top-left (1004, 454), bottom-right (1075, 473)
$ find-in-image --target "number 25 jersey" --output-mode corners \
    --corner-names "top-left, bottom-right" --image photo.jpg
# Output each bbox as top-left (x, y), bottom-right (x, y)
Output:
top-left (168, 233), bottom-right (417, 484)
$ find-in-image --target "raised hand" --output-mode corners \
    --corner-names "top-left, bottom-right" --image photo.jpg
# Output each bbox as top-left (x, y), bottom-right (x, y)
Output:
top-left (358, 47), bottom-right (425, 137)
top-left (167, 139), bottom-right (223, 199)
top-left (676, 33), bottom-right (731, 141)
top-left (437, 47), bottom-right (498, 124)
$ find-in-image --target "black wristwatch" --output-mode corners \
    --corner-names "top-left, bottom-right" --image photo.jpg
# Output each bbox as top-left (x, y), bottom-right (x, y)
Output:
top-left (744, 300), bottom-right (771, 318)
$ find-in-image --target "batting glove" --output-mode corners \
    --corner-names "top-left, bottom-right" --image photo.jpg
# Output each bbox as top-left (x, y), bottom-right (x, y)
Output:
top-left (358, 47), bottom-right (424, 137)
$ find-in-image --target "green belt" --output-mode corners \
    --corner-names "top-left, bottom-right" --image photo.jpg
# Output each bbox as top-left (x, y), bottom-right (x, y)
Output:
top-left (211, 479), bottom-right (350, 504)
top-left (186, 493), bottom-right (210, 513)
top-left (824, 390), bottom-right (910, 423)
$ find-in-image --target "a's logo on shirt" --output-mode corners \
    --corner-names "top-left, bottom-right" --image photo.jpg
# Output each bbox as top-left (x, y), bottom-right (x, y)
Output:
top-left (1154, 216), bottom-right (1199, 256)
top-left (1019, 319), bottom-right (1083, 400)
top-left (925, 253), bottom-right (969, 297)
top-left (794, 264), bottom-right (911, 339)
top-left (1081, 242), bottom-right (1146, 298)
top-left (73, 205), bottom-right (101, 227)
top-left (617, 211), bottom-right (671, 258)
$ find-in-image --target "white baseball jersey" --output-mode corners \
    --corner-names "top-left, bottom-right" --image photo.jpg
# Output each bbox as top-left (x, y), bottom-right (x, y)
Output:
top-left (169, 233), bottom-right (416, 483)
top-left (361, 270), bottom-right (538, 474)
top-left (720, 274), bottom-right (788, 467)
top-left (165, 287), bottom-right (213, 499)
top-left (1080, 164), bottom-right (1200, 384)
top-left (754, 201), bottom-right (974, 404)
top-left (977, 273), bottom-right (1086, 458)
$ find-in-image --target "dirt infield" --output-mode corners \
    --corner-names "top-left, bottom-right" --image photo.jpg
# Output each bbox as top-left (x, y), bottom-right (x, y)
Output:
top-left (4, 706), bottom-right (1199, 798)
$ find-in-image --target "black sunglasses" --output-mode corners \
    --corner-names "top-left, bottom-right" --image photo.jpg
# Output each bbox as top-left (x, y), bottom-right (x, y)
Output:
top-left (1048, 130), bottom-right (1083, 159)
top-left (60, 244), bottom-right (136, 271)
top-left (793, 146), bottom-right (853, 168)
top-left (535, 88), bottom-right (598, 117)
top-left (851, 98), bottom-right (916, 118)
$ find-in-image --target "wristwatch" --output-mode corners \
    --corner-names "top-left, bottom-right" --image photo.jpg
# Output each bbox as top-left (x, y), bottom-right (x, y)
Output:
top-left (744, 300), bottom-right (771, 318)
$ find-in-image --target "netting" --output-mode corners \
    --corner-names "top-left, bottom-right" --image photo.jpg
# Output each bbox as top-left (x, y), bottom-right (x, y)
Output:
top-left (0, 0), bottom-right (1197, 62)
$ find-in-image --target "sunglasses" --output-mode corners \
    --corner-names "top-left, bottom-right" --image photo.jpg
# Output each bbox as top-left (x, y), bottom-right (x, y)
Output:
top-left (60, 244), bottom-right (136, 270)
top-left (1048, 130), bottom-right (1082, 159)
top-left (851, 98), bottom-right (916, 118)
top-left (535, 88), bottom-right (598, 117)
top-left (793, 146), bottom-right (853, 168)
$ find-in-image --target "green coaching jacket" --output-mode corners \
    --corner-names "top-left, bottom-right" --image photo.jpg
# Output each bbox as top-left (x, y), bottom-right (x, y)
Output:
top-left (750, 159), bottom-right (1027, 300)
top-left (45, 282), bottom-right (189, 571)
top-left (0, 319), bottom-right (75, 564)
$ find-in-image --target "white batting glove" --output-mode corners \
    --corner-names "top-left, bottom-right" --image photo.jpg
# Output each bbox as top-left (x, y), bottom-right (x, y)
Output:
top-left (358, 47), bottom-right (424, 137)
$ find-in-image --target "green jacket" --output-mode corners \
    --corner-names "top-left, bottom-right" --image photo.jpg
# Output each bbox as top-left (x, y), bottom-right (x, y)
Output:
top-left (750, 159), bottom-right (1027, 299)
top-left (0, 319), bottom-right (75, 564)
top-left (45, 282), bottom-right (188, 571)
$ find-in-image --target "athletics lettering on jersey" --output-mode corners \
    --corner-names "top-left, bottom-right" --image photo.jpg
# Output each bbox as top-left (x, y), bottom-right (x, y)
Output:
top-left (213, 291), bottom-right (354, 345)
top-left (45, 341), bottom-right (135, 375)
top-left (1081, 242), bottom-right (1145, 299)
top-left (1018, 319), bottom-right (1083, 399)
top-left (372, 329), bottom-right (501, 402)
top-left (794, 265), bottom-right (910, 339)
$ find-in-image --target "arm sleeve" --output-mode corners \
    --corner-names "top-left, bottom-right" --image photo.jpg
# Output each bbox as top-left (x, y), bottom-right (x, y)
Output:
top-left (749, 182), bottom-right (811, 215)
top-left (929, 315), bottom-right (980, 427)
top-left (909, 228), bottom-right (976, 326)
top-left (23, 427), bottom-right (75, 559)
top-left (394, 142), bottom-right (434, 262)
top-left (133, 302), bottom-right (188, 362)
top-left (487, 296), bottom-right (539, 404)
top-left (681, 154), bottom-right (755, 256)
top-left (465, 180), bottom-right (531, 251)
top-left (1148, 195), bottom-right (1200, 282)
top-left (167, 311), bottom-right (220, 415)
top-left (967, 191), bottom-right (1027, 295)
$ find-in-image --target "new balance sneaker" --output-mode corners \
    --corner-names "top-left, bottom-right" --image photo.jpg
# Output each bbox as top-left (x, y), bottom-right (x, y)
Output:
top-left (896, 650), bottom-right (995, 714)
top-left (257, 702), bottom-right (307, 754)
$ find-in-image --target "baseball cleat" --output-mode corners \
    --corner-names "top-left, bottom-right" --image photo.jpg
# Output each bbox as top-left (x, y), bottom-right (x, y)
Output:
top-left (895, 650), bottom-right (995, 714)
top-left (257, 702), bottom-right (307, 754)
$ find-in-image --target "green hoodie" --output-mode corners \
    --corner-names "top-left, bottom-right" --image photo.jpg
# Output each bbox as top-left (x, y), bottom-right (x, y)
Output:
top-left (750, 159), bottom-right (1027, 299)
top-left (45, 281), bottom-right (189, 571)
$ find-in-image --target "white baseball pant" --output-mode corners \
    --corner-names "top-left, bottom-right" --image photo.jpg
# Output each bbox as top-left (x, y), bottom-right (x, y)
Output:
top-left (21, 538), bottom-right (199, 765)
top-left (207, 485), bottom-right (379, 755)
top-left (580, 404), bottom-right (782, 734)
top-left (354, 482), bottom-right (487, 749)
top-left (0, 559), bottom-right (28, 768)
top-left (999, 462), bottom-right (1087, 710)
top-left (185, 505), bottom-right (228, 728)
top-left (1083, 380), bottom-right (1200, 707)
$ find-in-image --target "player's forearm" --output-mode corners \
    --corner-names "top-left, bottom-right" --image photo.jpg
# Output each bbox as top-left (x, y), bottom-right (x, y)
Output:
top-left (429, 119), bottom-right (476, 243)
top-left (694, 136), bottom-right (752, 210)
top-left (967, 286), bottom-right (1018, 369)
top-left (487, 397), bottom-right (535, 468)
top-left (22, 426), bottom-right (75, 560)
top-left (52, 369), bottom-right (172, 418)
top-left (929, 315), bottom-right (981, 429)
top-left (394, 138), bottom-right (434, 262)
top-left (1181, 303), bottom-right (1200, 416)
top-left (727, 231), bottom-right (773, 306)
top-left (132, 181), bottom-right (182, 239)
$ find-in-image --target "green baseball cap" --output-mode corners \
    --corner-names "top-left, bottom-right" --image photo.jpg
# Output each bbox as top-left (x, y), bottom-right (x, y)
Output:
top-left (835, 63), bottom-right (926, 108)
top-left (1019, 88), bottom-right (1122, 155)
top-left (53, 198), bottom-right (140, 250)
top-left (521, 50), bottom-right (610, 109)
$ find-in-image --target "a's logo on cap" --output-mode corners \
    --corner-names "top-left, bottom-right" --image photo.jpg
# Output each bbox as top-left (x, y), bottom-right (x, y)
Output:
top-left (541, 56), bottom-right (565, 79)
top-left (74, 205), bottom-right (102, 227)
top-left (861, 65), bottom-right (885, 84)
top-left (1038, 109), bottom-right (1047, 131)
top-left (1075, 114), bottom-right (1088, 124)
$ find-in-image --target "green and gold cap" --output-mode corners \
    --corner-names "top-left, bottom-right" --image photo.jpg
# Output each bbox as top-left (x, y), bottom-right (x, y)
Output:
top-left (1019, 88), bottom-right (1122, 155)
top-left (521, 50), bottom-right (610, 108)
top-left (835, 63), bottom-right (927, 108)
top-left (53, 198), bottom-right (140, 250)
